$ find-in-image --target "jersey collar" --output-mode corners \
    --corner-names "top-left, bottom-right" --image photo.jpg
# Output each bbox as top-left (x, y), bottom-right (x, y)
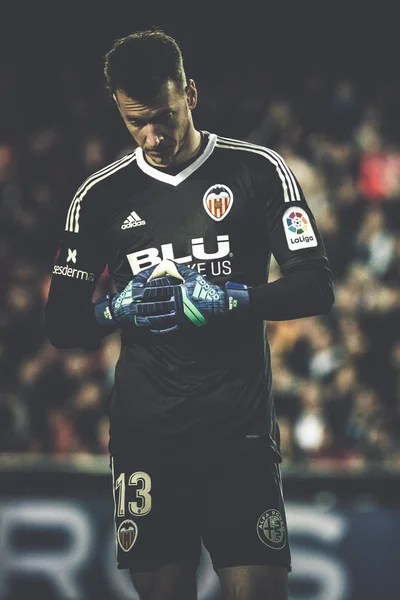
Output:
top-left (136, 133), bottom-right (217, 186)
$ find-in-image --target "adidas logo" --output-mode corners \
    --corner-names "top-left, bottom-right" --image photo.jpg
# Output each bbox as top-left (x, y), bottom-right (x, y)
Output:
top-left (192, 276), bottom-right (220, 301)
top-left (121, 211), bottom-right (146, 229)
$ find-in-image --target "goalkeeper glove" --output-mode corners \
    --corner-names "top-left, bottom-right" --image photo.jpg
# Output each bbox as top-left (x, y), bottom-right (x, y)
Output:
top-left (170, 264), bottom-right (250, 328)
top-left (94, 268), bottom-right (181, 334)
top-left (141, 263), bottom-right (250, 333)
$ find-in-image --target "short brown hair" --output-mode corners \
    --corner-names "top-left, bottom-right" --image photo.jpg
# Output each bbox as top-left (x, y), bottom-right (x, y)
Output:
top-left (104, 27), bottom-right (186, 101)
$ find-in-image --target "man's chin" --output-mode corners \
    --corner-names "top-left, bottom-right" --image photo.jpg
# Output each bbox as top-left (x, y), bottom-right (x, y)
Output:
top-left (145, 150), bottom-right (175, 168)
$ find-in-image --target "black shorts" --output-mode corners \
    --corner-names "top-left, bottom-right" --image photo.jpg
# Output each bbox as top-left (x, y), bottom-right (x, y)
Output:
top-left (110, 442), bottom-right (291, 573)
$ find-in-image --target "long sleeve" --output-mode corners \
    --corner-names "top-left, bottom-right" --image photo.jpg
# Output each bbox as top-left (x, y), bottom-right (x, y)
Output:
top-left (248, 266), bottom-right (334, 320)
top-left (248, 153), bottom-right (334, 320)
top-left (44, 188), bottom-right (110, 349)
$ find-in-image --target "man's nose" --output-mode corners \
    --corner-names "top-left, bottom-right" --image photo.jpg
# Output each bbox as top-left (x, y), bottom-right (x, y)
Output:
top-left (145, 124), bottom-right (164, 148)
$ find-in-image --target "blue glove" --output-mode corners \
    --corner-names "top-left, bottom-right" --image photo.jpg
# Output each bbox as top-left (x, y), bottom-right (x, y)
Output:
top-left (94, 268), bottom-right (180, 334)
top-left (170, 264), bottom-right (250, 329)
top-left (132, 264), bottom-right (250, 333)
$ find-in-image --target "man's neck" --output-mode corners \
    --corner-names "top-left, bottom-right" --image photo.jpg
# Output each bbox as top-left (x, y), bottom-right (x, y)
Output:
top-left (174, 127), bottom-right (202, 167)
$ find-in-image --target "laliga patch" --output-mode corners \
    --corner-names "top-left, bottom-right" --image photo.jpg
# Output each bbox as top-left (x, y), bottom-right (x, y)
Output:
top-left (117, 519), bottom-right (138, 552)
top-left (203, 184), bottom-right (233, 221)
top-left (257, 509), bottom-right (287, 550)
top-left (283, 207), bottom-right (318, 250)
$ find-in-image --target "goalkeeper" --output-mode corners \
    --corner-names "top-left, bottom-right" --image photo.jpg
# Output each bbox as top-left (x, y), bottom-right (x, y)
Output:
top-left (45, 26), bottom-right (333, 600)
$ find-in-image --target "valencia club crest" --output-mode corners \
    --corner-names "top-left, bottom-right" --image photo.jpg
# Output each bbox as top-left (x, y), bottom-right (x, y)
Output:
top-left (203, 184), bottom-right (234, 221)
top-left (117, 519), bottom-right (138, 552)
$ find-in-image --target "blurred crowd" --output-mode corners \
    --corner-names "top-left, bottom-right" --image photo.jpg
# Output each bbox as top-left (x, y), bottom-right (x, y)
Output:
top-left (0, 62), bottom-right (399, 468)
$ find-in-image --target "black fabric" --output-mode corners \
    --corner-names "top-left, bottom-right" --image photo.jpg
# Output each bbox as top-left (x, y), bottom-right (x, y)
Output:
top-left (45, 132), bottom-right (333, 460)
top-left (45, 276), bottom-right (107, 348)
top-left (249, 266), bottom-right (334, 321)
top-left (112, 443), bottom-right (292, 572)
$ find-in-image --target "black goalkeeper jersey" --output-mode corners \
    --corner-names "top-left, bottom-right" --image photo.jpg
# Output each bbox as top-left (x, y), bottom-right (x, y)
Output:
top-left (46, 132), bottom-right (332, 459)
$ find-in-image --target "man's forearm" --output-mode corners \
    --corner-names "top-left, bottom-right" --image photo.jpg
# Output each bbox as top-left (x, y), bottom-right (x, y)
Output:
top-left (248, 267), bottom-right (334, 321)
top-left (45, 295), bottom-right (114, 349)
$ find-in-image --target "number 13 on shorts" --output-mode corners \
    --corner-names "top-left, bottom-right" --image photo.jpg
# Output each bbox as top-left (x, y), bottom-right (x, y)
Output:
top-left (113, 467), bottom-right (152, 517)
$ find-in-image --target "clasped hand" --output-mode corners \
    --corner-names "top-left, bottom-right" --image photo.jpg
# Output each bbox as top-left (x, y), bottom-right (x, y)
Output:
top-left (95, 259), bottom-right (249, 335)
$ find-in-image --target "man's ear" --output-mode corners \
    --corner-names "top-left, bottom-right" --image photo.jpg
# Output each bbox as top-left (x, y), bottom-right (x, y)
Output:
top-left (186, 79), bottom-right (198, 110)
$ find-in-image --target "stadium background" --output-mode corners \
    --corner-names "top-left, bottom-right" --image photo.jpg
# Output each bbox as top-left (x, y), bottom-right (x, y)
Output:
top-left (0, 3), bottom-right (399, 599)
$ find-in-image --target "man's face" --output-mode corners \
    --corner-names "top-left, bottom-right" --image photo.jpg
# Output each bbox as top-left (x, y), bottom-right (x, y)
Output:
top-left (114, 80), bottom-right (197, 168)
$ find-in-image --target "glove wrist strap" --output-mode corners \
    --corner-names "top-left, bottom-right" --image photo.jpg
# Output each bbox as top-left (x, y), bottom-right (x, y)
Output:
top-left (225, 282), bottom-right (250, 313)
top-left (94, 294), bottom-right (119, 328)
